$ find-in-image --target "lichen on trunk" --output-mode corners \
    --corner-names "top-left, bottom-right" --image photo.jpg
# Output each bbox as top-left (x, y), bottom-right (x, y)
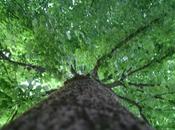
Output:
top-left (2, 75), bottom-right (154, 130)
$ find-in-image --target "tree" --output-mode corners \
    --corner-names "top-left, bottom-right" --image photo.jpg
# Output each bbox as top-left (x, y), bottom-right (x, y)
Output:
top-left (2, 75), bottom-right (153, 130)
top-left (0, 0), bottom-right (175, 130)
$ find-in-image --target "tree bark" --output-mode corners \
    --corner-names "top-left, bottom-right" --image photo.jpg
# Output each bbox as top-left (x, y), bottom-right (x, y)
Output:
top-left (2, 75), bottom-right (154, 130)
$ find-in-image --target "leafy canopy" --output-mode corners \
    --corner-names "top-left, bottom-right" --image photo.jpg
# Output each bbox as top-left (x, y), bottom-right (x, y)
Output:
top-left (0, 0), bottom-right (175, 129)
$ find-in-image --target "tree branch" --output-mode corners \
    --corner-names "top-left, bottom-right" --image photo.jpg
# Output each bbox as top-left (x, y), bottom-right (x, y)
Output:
top-left (0, 51), bottom-right (46, 73)
top-left (106, 80), bottom-right (124, 88)
top-left (1, 63), bottom-right (14, 83)
top-left (107, 48), bottom-right (175, 88)
top-left (91, 15), bottom-right (163, 79)
top-left (90, 0), bottom-right (95, 8)
top-left (7, 105), bottom-right (18, 123)
top-left (70, 59), bottom-right (79, 76)
top-left (127, 82), bottom-right (159, 88)
top-left (117, 95), bottom-right (150, 124)
top-left (140, 91), bottom-right (175, 102)
top-left (107, 81), bottom-right (159, 88)
top-left (121, 49), bottom-right (175, 81)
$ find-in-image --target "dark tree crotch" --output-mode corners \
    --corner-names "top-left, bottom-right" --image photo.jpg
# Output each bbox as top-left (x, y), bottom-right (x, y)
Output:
top-left (2, 76), bottom-right (154, 130)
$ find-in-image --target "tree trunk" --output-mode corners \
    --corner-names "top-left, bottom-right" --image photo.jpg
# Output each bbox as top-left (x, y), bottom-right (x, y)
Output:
top-left (2, 75), bottom-right (154, 130)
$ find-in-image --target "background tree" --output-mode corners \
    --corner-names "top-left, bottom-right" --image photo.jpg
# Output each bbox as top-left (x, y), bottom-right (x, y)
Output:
top-left (0, 0), bottom-right (175, 130)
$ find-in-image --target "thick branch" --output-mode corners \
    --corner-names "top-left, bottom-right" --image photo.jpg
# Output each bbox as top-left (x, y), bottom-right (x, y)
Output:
top-left (92, 16), bottom-right (163, 79)
top-left (0, 51), bottom-right (46, 73)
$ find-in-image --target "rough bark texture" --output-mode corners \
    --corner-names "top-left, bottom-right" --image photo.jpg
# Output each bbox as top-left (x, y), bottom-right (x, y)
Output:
top-left (2, 76), bottom-right (154, 130)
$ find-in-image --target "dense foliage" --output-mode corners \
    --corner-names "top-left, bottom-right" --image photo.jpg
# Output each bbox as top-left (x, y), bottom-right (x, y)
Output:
top-left (0, 0), bottom-right (175, 129)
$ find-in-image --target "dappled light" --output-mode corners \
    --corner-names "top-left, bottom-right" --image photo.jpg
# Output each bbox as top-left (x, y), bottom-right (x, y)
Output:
top-left (0, 0), bottom-right (175, 130)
